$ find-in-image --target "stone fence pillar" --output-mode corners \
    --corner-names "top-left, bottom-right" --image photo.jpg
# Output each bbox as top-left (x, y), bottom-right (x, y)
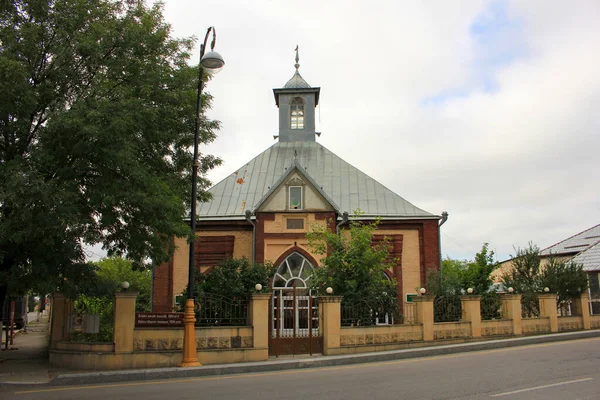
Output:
top-left (572, 292), bottom-right (591, 330)
top-left (319, 296), bottom-right (343, 355)
top-left (461, 295), bottom-right (482, 338)
top-left (114, 291), bottom-right (138, 354)
top-left (50, 293), bottom-right (68, 349)
top-left (538, 293), bottom-right (558, 333)
top-left (249, 293), bottom-right (272, 350)
top-left (500, 294), bottom-right (522, 335)
top-left (413, 295), bottom-right (435, 341)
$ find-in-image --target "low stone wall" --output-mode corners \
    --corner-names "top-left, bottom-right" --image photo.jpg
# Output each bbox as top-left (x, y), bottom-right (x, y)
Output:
top-left (590, 315), bottom-right (600, 329)
top-left (522, 317), bottom-right (551, 334)
top-left (133, 326), bottom-right (253, 351)
top-left (433, 322), bottom-right (471, 340)
top-left (55, 341), bottom-right (114, 352)
top-left (558, 316), bottom-right (583, 332)
top-left (50, 346), bottom-right (267, 370)
top-left (481, 319), bottom-right (512, 337)
top-left (332, 324), bottom-right (423, 354)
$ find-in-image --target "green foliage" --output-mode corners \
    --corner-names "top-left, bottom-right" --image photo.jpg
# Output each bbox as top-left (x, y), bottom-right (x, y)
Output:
top-left (70, 294), bottom-right (114, 342)
top-left (540, 258), bottom-right (588, 307)
top-left (94, 257), bottom-right (152, 312)
top-left (501, 243), bottom-right (589, 316)
top-left (427, 243), bottom-right (498, 296)
top-left (0, 0), bottom-right (221, 310)
top-left (307, 213), bottom-right (399, 320)
top-left (183, 258), bottom-right (275, 304)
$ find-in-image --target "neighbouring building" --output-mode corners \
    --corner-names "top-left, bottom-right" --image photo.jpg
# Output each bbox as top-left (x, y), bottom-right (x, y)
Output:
top-left (494, 224), bottom-right (600, 311)
top-left (152, 51), bottom-right (443, 319)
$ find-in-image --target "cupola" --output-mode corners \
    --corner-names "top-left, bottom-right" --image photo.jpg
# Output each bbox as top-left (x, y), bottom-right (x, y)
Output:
top-left (273, 47), bottom-right (320, 142)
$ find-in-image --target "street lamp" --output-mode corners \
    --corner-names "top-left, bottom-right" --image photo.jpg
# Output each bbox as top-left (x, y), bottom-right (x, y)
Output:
top-left (180, 26), bottom-right (225, 368)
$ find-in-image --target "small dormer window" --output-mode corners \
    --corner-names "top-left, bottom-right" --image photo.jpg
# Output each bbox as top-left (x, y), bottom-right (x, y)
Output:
top-left (289, 186), bottom-right (303, 210)
top-left (290, 97), bottom-right (304, 130)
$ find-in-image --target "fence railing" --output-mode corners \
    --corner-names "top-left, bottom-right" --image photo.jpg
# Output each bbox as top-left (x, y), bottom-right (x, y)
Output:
top-left (480, 293), bottom-right (502, 320)
top-left (434, 296), bottom-right (462, 322)
top-left (341, 300), bottom-right (395, 327)
top-left (557, 300), bottom-right (573, 317)
top-left (521, 294), bottom-right (540, 318)
top-left (195, 294), bottom-right (249, 327)
top-left (590, 299), bottom-right (600, 315)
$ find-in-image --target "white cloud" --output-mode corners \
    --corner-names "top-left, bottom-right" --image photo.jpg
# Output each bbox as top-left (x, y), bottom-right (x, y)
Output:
top-left (161, 0), bottom-right (600, 261)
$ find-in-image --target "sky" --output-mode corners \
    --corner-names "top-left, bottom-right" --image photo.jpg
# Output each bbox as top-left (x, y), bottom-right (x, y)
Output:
top-left (116, 0), bottom-right (600, 263)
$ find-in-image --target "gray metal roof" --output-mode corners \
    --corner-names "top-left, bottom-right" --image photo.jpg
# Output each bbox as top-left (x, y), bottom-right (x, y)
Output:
top-left (540, 224), bottom-right (600, 256)
top-left (283, 70), bottom-right (311, 89)
top-left (571, 241), bottom-right (600, 272)
top-left (197, 141), bottom-right (436, 220)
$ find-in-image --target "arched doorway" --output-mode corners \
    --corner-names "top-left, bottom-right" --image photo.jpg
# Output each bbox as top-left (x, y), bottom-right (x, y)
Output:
top-left (270, 252), bottom-right (322, 356)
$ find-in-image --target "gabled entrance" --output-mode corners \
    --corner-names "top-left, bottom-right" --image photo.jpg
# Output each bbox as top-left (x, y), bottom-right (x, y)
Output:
top-left (269, 252), bottom-right (322, 356)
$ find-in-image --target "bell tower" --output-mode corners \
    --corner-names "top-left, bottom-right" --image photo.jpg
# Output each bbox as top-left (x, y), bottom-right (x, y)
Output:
top-left (273, 47), bottom-right (320, 142)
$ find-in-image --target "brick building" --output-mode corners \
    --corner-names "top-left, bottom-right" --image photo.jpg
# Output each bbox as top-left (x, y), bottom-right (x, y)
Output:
top-left (152, 51), bottom-right (443, 318)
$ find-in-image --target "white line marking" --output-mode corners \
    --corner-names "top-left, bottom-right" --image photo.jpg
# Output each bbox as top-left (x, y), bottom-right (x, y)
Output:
top-left (490, 378), bottom-right (593, 397)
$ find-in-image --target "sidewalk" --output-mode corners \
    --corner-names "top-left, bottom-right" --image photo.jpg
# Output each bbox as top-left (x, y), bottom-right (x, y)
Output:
top-left (0, 313), bottom-right (66, 386)
top-left (1, 318), bottom-right (599, 389)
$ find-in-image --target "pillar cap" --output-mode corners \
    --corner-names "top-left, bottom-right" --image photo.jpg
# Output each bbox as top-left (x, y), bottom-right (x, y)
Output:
top-left (500, 293), bottom-right (522, 300)
top-left (460, 295), bottom-right (482, 300)
top-left (115, 291), bottom-right (139, 298)
top-left (412, 295), bottom-right (435, 302)
top-left (537, 293), bottom-right (557, 300)
top-left (318, 296), bottom-right (343, 303)
top-left (250, 293), bottom-right (272, 300)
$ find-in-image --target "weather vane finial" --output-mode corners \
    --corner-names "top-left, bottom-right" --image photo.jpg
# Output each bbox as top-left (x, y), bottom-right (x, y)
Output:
top-left (294, 45), bottom-right (300, 71)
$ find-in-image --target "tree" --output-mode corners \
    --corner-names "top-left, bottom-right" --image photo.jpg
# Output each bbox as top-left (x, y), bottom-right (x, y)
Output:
top-left (427, 243), bottom-right (500, 321)
top-left (94, 257), bottom-right (152, 312)
top-left (307, 214), bottom-right (398, 323)
top-left (540, 258), bottom-right (588, 308)
top-left (501, 243), bottom-right (544, 317)
top-left (428, 243), bottom-right (498, 296)
top-left (0, 1), bottom-right (221, 320)
top-left (184, 258), bottom-right (276, 302)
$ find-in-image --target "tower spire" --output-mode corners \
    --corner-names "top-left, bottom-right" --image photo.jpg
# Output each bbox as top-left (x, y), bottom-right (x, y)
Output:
top-left (294, 45), bottom-right (300, 71)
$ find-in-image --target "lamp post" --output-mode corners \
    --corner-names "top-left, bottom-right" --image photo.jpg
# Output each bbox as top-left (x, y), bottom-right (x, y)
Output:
top-left (180, 26), bottom-right (225, 368)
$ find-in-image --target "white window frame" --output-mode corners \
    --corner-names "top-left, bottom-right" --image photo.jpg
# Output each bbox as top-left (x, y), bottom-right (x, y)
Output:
top-left (289, 186), bottom-right (303, 210)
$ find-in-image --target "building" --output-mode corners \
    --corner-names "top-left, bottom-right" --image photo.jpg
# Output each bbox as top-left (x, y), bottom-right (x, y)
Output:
top-left (494, 224), bottom-right (600, 310)
top-left (152, 51), bottom-right (443, 319)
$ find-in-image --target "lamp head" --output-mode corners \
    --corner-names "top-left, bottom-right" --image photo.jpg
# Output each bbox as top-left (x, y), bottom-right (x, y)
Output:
top-left (255, 283), bottom-right (263, 292)
top-left (326, 287), bottom-right (333, 294)
top-left (419, 287), bottom-right (426, 295)
top-left (201, 51), bottom-right (225, 74)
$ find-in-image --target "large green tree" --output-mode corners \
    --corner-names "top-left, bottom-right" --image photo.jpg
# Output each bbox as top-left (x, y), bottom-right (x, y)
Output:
top-left (0, 1), bottom-right (220, 318)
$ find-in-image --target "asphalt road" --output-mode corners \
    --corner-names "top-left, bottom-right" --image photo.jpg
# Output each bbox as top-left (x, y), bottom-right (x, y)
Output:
top-left (6, 337), bottom-right (600, 400)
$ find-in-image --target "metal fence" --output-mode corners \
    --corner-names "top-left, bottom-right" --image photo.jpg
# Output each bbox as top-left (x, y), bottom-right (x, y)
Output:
top-left (557, 300), bottom-right (573, 317)
top-left (341, 300), bottom-right (394, 327)
top-left (590, 299), bottom-right (600, 315)
top-left (195, 294), bottom-right (248, 327)
top-left (480, 293), bottom-right (502, 320)
top-left (434, 296), bottom-right (462, 322)
top-left (521, 294), bottom-right (540, 318)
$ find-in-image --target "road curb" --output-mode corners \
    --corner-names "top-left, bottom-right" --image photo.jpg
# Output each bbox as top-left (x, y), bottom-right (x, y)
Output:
top-left (45, 329), bottom-right (600, 387)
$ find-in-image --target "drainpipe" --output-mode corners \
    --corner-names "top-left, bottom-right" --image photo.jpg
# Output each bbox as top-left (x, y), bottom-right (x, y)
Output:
top-left (438, 211), bottom-right (449, 271)
top-left (245, 210), bottom-right (256, 265)
top-left (336, 211), bottom-right (349, 235)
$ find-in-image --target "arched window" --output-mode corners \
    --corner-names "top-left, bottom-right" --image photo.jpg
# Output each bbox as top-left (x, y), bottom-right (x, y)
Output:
top-left (290, 98), bottom-right (304, 130)
top-left (273, 252), bottom-right (314, 288)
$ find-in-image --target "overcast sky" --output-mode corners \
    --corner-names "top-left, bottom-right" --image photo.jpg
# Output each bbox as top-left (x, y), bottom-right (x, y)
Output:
top-left (143, 0), bottom-right (600, 263)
